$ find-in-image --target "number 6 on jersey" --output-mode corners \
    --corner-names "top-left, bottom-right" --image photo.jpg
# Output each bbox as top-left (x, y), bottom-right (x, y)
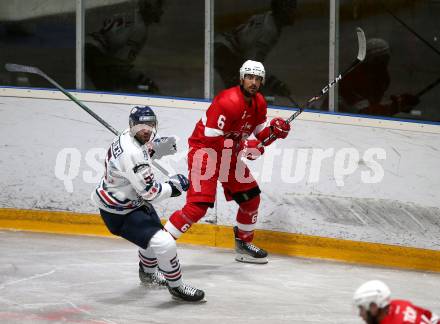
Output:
top-left (218, 115), bottom-right (226, 129)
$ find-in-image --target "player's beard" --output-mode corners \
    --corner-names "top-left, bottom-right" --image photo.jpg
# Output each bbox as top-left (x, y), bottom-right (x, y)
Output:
top-left (365, 312), bottom-right (379, 324)
top-left (240, 85), bottom-right (256, 98)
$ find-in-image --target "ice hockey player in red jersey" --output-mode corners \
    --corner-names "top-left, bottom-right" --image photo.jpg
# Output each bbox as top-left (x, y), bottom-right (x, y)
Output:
top-left (164, 60), bottom-right (291, 264)
top-left (353, 280), bottom-right (439, 324)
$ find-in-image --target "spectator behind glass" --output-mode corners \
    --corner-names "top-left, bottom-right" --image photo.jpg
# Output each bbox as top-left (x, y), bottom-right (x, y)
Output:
top-left (309, 38), bottom-right (420, 116)
top-left (85, 0), bottom-right (163, 94)
top-left (214, 0), bottom-right (297, 98)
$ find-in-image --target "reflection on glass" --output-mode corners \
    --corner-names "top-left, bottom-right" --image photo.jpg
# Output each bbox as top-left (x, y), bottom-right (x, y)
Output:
top-left (338, 1), bottom-right (440, 121)
top-left (214, 0), bottom-right (329, 108)
top-left (312, 38), bottom-right (421, 116)
top-left (85, 0), bottom-right (204, 98)
top-left (214, 0), bottom-right (296, 98)
top-left (0, 1), bottom-right (75, 88)
top-left (85, 0), bottom-right (164, 94)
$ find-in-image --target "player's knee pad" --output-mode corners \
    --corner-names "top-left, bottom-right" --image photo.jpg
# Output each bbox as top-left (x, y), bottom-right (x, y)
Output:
top-left (165, 202), bottom-right (209, 239)
top-left (232, 186), bottom-right (261, 204)
top-left (239, 194), bottom-right (260, 211)
top-left (149, 230), bottom-right (176, 256)
top-left (238, 195), bottom-right (260, 218)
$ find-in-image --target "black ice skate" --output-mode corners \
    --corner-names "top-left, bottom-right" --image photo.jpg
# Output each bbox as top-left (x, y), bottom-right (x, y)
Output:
top-left (234, 226), bottom-right (268, 264)
top-left (168, 283), bottom-right (206, 303)
top-left (138, 262), bottom-right (167, 288)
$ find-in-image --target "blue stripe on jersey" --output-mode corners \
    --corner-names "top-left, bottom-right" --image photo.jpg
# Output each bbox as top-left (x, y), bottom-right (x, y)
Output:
top-left (95, 189), bottom-right (137, 212)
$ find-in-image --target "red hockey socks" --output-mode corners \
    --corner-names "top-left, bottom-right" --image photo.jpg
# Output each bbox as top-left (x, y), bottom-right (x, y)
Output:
top-left (164, 202), bottom-right (209, 239)
top-left (235, 195), bottom-right (260, 242)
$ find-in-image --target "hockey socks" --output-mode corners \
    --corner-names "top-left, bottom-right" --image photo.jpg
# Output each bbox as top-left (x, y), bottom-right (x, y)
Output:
top-left (165, 202), bottom-right (209, 239)
top-left (142, 230), bottom-right (206, 301)
top-left (138, 247), bottom-right (167, 287)
top-left (146, 230), bottom-right (182, 288)
top-left (235, 195), bottom-right (260, 242)
top-left (139, 249), bottom-right (158, 273)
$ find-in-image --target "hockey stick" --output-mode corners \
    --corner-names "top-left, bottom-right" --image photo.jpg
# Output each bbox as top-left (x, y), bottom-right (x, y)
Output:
top-left (380, 2), bottom-right (440, 58)
top-left (416, 76), bottom-right (440, 98)
top-left (286, 95), bottom-right (300, 108)
top-left (4, 63), bottom-right (171, 177)
top-left (262, 27), bottom-right (366, 145)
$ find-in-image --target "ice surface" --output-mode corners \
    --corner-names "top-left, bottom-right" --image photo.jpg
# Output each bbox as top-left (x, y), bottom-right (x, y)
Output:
top-left (0, 231), bottom-right (439, 324)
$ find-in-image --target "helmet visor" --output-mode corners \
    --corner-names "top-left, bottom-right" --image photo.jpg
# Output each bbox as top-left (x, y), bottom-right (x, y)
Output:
top-left (130, 122), bottom-right (157, 143)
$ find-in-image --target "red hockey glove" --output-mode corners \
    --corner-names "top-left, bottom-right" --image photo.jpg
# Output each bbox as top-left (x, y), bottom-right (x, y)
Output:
top-left (239, 139), bottom-right (264, 160)
top-left (270, 117), bottom-right (290, 139)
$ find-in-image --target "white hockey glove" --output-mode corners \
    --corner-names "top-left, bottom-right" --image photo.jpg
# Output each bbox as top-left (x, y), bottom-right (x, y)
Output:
top-left (167, 174), bottom-right (189, 197)
top-left (150, 137), bottom-right (177, 159)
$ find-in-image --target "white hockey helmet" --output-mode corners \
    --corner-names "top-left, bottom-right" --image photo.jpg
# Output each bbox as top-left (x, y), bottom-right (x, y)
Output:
top-left (239, 60), bottom-right (265, 84)
top-left (353, 280), bottom-right (391, 310)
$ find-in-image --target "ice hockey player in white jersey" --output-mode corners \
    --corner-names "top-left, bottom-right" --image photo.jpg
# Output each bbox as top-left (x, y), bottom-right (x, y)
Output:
top-left (214, 0), bottom-right (296, 97)
top-left (92, 105), bottom-right (205, 302)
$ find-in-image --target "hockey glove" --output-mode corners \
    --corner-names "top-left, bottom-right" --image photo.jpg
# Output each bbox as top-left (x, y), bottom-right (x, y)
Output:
top-left (270, 117), bottom-right (290, 139)
top-left (167, 174), bottom-right (189, 197)
top-left (149, 137), bottom-right (177, 159)
top-left (239, 139), bottom-right (264, 160)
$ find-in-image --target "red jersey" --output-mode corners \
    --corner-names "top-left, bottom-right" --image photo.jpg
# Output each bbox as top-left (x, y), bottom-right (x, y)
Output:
top-left (381, 300), bottom-right (439, 324)
top-left (189, 86), bottom-right (267, 150)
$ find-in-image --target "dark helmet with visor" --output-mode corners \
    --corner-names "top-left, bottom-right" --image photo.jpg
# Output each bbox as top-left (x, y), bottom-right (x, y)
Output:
top-left (128, 106), bottom-right (158, 143)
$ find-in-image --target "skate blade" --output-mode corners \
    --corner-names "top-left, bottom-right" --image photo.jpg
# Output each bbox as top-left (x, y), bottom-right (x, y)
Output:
top-left (235, 253), bottom-right (268, 264)
top-left (139, 280), bottom-right (168, 289)
top-left (140, 283), bottom-right (168, 289)
top-left (171, 296), bottom-right (207, 304)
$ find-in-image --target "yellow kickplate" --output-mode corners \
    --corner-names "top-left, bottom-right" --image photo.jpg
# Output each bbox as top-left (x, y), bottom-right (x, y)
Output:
top-left (1, 208), bottom-right (439, 272)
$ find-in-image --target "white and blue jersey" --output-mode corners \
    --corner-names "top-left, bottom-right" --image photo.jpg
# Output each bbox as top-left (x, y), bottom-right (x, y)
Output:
top-left (91, 129), bottom-right (172, 215)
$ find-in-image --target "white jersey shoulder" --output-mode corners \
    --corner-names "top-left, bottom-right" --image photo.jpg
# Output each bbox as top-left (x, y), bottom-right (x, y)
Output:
top-left (91, 129), bottom-right (172, 214)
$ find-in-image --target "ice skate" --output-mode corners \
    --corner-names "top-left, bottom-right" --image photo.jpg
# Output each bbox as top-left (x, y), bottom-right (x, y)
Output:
top-left (234, 226), bottom-right (268, 264)
top-left (168, 283), bottom-right (206, 303)
top-left (139, 262), bottom-right (167, 288)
